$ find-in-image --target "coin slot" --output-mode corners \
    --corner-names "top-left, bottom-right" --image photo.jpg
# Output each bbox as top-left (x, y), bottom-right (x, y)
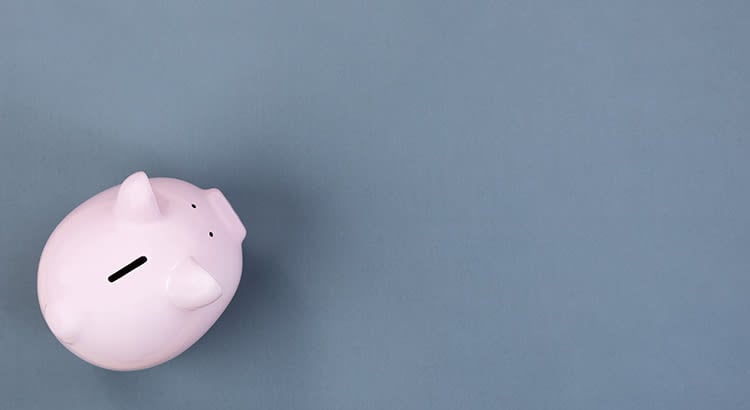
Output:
top-left (108, 256), bottom-right (148, 283)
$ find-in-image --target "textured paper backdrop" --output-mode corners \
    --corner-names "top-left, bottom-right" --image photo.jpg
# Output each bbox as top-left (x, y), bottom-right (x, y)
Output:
top-left (1, 1), bottom-right (749, 409)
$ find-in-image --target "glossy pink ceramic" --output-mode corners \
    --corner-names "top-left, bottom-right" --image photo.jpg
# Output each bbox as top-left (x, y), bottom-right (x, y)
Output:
top-left (37, 171), bottom-right (246, 371)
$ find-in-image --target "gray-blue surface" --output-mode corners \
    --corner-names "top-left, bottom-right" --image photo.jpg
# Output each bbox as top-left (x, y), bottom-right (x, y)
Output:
top-left (1, 1), bottom-right (749, 409)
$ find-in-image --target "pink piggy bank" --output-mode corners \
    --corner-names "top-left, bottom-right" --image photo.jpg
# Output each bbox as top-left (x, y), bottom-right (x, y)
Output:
top-left (37, 171), bottom-right (246, 371)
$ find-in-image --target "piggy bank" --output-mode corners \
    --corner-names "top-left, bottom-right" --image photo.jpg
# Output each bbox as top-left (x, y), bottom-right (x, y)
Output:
top-left (37, 171), bottom-right (246, 371)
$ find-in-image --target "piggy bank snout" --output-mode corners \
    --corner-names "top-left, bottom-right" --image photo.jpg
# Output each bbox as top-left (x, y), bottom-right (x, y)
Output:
top-left (206, 188), bottom-right (246, 240)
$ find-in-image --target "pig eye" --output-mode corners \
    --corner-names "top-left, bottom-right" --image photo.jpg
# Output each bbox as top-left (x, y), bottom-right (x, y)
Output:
top-left (108, 256), bottom-right (148, 283)
top-left (191, 204), bottom-right (197, 208)
top-left (209, 232), bottom-right (214, 238)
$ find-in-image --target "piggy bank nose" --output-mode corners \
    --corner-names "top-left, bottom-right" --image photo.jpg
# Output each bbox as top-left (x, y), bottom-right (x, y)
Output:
top-left (206, 188), bottom-right (246, 240)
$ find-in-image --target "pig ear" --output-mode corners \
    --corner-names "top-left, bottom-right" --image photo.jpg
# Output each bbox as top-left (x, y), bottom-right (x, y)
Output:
top-left (167, 257), bottom-right (222, 310)
top-left (44, 302), bottom-right (80, 345)
top-left (114, 171), bottom-right (162, 223)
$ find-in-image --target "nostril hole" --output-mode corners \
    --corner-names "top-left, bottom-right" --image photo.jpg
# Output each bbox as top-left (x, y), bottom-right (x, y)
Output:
top-left (191, 204), bottom-right (197, 208)
top-left (209, 232), bottom-right (214, 237)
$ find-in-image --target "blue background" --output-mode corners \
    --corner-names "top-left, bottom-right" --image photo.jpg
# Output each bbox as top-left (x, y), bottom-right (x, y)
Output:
top-left (1, 1), bottom-right (749, 409)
